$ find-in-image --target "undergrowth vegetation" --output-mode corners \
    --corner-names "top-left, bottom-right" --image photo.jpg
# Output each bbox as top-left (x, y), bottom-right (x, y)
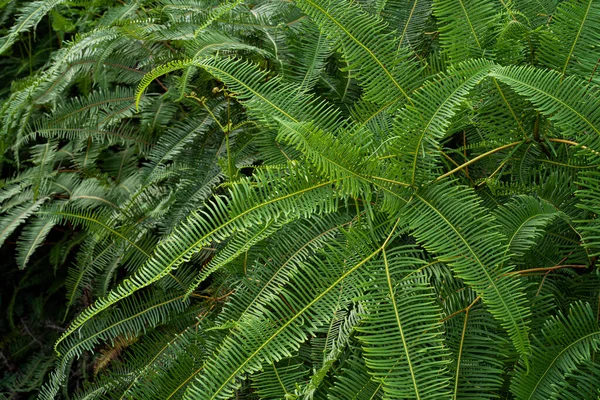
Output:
top-left (1, 0), bottom-right (600, 399)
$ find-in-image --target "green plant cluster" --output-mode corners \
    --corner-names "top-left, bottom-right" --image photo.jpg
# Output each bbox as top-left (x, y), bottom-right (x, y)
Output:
top-left (1, 0), bottom-right (600, 398)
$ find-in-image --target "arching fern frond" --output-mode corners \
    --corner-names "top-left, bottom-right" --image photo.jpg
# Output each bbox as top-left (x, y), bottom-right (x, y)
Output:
top-left (433, 0), bottom-right (497, 62)
top-left (490, 66), bottom-right (600, 147)
top-left (294, 0), bottom-right (421, 106)
top-left (403, 181), bottom-right (532, 363)
top-left (183, 226), bottom-right (386, 400)
top-left (0, 0), bottom-right (67, 55)
top-left (539, 0), bottom-right (600, 81)
top-left (511, 301), bottom-right (600, 400)
top-left (387, 59), bottom-right (495, 186)
top-left (15, 217), bottom-right (54, 269)
top-left (357, 246), bottom-right (452, 399)
top-left (53, 166), bottom-right (340, 356)
top-left (494, 195), bottom-right (561, 262)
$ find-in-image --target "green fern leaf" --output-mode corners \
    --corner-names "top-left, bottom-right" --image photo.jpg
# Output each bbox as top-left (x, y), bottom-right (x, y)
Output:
top-left (294, 0), bottom-right (421, 106)
top-left (403, 181), bottom-right (532, 363)
top-left (356, 246), bottom-right (452, 399)
top-left (15, 217), bottom-right (54, 269)
top-left (433, 0), bottom-right (496, 62)
top-left (511, 301), bottom-right (600, 400)
top-left (539, 0), bottom-right (600, 81)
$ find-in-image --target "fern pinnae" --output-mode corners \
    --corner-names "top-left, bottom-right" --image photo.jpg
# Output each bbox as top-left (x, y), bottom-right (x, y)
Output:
top-left (388, 59), bottom-right (496, 186)
top-left (184, 226), bottom-right (395, 400)
top-left (357, 246), bottom-right (452, 399)
top-left (404, 182), bottom-right (532, 364)
top-left (0, 196), bottom-right (48, 247)
top-left (433, 0), bottom-right (496, 61)
top-left (490, 66), bottom-right (600, 140)
top-left (53, 168), bottom-right (339, 355)
top-left (215, 214), bottom-right (355, 329)
top-left (0, 0), bottom-right (68, 55)
top-left (539, 0), bottom-right (600, 80)
top-left (4, 0), bottom-right (600, 397)
top-left (15, 217), bottom-right (54, 269)
top-left (184, 218), bottom-right (281, 298)
top-left (511, 301), bottom-right (600, 400)
top-left (294, 0), bottom-right (421, 106)
top-left (494, 196), bottom-right (561, 263)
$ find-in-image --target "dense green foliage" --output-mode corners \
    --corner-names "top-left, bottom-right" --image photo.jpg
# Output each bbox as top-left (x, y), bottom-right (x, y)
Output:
top-left (1, 0), bottom-right (600, 398)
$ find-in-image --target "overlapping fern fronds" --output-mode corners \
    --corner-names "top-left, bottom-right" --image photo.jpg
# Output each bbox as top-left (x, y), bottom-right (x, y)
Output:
top-left (1, 0), bottom-right (600, 399)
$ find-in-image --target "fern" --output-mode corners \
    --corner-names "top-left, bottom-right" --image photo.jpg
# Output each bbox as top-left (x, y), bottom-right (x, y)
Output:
top-left (511, 301), bottom-right (600, 400)
top-left (2, 0), bottom-right (600, 398)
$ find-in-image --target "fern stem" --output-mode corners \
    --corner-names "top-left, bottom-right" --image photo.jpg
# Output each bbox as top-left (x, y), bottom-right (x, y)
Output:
top-left (435, 141), bottom-right (524, 182)
top-left (506, 264), bottom-right (587, 276)
top-left (547, 138), bottom-right (600, 157)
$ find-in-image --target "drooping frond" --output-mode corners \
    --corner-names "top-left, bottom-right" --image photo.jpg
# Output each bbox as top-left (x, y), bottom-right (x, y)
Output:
top-left (183, 227), bottom-right (384, 400)
top-left (294, 0), bottom-right (421, 106)
top-left (574, 171), bottom-right (600, 256)
top-left (357, 245), bottom-right (452, 399)
top-left (327, 354), bottom-right (383, 400)
top-left (15, 217), bottom-right (54, 269)
top-left (494, 195), bottom-right (561, 262)
top-left (403, 181), bottom-right (532, 363)
top-left (53, 166), bottom-right (340, 356)
top-left (433, 0), bottom-right (497, 62)
top-left (41, 289), bottom-right (193, 399)
top-left (538, 0), bottom-right (600, 81)
top-left (137, 56), bottom-right (342, 134)
top-left (387, 59), bottom-right (496, 186)
top-left (490, 66), bottom-right (600, 148)
top-left (511, 301), bottom-right (600, 400)
top-left (0, 0), bottom-right (67, 55)
top-left (381, 0), bottom-right (432, 50)
top-left (251, 361), bottom-right (309, 399)
top-left (0, 196), bottom-right (48, 247)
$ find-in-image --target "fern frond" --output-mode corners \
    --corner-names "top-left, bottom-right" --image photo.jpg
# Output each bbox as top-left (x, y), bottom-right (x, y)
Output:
top-left (53, 166), bottom-right (339, 355)
top-left (433, 0), bottom-right (497, 62)
top-left (299, 299), bottom-right (363, 397)
top-left (327, 354), bottom-right (383, 400)
top-left (15, 217), bottom-right (54, 269)
top-left (553, 359), bottom-right (600, 400)
top-left (539, 0), bottom-right (600, 81)
top-left (285, 18), bottom-right (332, 92)
top-left (183, 227), bottom-right (384, 400)
top-left (574, 171), bottom-right (600, 256)
top-left (138, 56), bottom-right (342, 135)
top-left (276, 119), bottom-right (376, 198)
top-left (216, 214), bottom-right (355, 329)
top-left (357, 246), bottom-right (452, 399)
top-left (381, 0), bottom-right (432, 50)
top-left (295, 0), bottom-right (421, 106)
top-left (0, 0), bottom-right (67, 55)
top-left (403, 181), bottom-right (532, 363)
top-left (387, 59), bottom-right (496, 186)
top-left (511, 301), bottom-right (600, 400)
top-left (43, 290), bottom-right (192, 399)
top-left (37, 206), bottom-right (150, 257)
top-left (0, 196), bottom-right (48, 247)
top-left (490, 66), bottom-right (600, 146)
top-left (494, 195), bottom-right (561, 262)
